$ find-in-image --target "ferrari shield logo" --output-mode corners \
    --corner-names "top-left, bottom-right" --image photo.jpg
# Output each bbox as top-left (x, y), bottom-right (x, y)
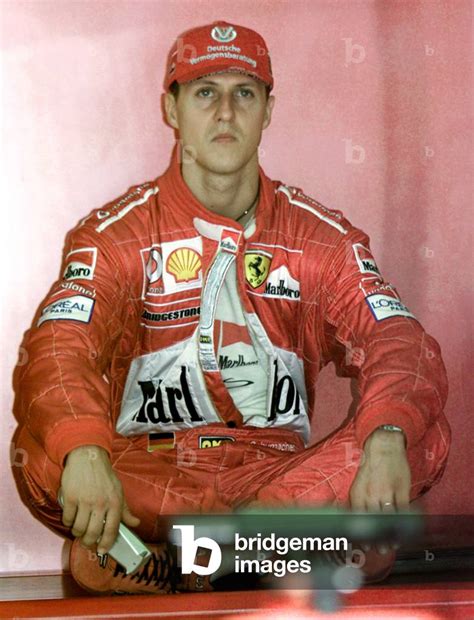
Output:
top-left (245, 252), bottom-right (272, 289)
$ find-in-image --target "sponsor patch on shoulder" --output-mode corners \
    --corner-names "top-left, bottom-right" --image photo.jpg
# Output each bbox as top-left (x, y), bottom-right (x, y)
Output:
top-left (38, 295), bottom-right (95, 326)
top-left (365, 294), bottom-right (415, 321)
top-left (63, 247), bottom-right (97, 281)
top-left (58, 281), bottom-right (96, 298)
top-left (353, 243), bottom-right (380, 275)
top-left (294, 190), bottom-right (343, 220)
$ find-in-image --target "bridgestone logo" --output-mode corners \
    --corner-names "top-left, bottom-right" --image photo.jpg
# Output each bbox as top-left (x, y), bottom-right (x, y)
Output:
top-left (264, 279), bottom-right (300, 299)
top-left (142, 307), bottom-right (200, 322)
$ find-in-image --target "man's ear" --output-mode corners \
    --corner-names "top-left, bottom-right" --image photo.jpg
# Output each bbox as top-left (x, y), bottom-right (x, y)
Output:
top-left (164, 92), bottom-right (179, 130)
top-left (262, 94), bottom-right (275, 130)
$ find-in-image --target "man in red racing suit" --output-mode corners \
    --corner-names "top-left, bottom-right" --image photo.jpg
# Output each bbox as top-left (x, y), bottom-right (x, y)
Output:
top-left (13, 20), bottom-right (450, 594)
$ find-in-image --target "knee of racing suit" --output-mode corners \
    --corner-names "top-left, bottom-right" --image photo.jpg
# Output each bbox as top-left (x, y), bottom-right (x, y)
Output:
top-left (407, 413), bottom-right (451, 501)
top-left (11, 425), bottom-right (68, 538)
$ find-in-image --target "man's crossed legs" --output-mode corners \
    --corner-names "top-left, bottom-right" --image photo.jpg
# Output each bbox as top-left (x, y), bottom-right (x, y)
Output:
top-left (12, 419), bottom-right (449, 592)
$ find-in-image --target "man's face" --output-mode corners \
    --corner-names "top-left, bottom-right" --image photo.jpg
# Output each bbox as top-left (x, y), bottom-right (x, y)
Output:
top-left (165, 73), bottom-right (274, 175)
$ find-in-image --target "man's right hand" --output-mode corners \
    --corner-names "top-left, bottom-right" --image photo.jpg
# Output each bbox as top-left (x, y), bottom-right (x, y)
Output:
top-left (60, 445), bottom-right (140, 554)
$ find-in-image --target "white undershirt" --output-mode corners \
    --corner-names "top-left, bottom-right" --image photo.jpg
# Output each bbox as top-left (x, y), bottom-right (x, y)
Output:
top-left (214, 247), bottom-right (269, 423)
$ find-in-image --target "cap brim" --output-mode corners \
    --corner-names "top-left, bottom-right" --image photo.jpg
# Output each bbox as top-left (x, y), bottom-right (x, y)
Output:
top-left (175, 63), bottom-right (272, 88)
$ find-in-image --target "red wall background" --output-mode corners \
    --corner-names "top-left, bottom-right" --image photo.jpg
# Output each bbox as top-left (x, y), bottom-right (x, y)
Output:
top-left (0, 0), bottom-right (472, 575)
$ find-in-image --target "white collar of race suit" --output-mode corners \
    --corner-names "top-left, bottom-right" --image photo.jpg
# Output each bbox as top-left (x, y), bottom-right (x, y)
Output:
top-left (193, 216), bottom-right (256, 242)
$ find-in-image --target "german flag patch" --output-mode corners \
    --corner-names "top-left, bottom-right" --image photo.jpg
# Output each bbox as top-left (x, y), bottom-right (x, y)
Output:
top-left (148, 432), bottom-right (175, 452)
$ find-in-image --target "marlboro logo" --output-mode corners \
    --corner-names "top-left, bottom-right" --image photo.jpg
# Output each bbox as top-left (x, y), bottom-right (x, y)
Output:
top-left (219, 229), bottom-right (241, 253)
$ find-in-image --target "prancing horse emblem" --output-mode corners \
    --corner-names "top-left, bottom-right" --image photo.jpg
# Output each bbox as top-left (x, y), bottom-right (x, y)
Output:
top-left (244, 252), bottom-right (272, 289)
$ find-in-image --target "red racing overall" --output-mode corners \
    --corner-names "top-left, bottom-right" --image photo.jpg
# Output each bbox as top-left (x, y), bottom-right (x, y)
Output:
top-left (13, 147), bottom-right (450, 542)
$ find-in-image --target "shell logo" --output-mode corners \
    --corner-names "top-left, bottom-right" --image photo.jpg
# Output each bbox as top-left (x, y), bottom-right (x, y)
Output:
top-left (166, 247), bottom-right (202, 283)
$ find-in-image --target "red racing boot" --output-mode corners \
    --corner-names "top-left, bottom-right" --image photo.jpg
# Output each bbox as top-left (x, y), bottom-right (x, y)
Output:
top-left (175, 547), bottom-right (214, 592)
top-left (360, 547), bottom-right (397, 584)
top-left (325, 545), bottom-right (396, 584)
top-left (69, 539), bottom-right (177, 595)
top-left (70, 539), bottom-right (214, 594)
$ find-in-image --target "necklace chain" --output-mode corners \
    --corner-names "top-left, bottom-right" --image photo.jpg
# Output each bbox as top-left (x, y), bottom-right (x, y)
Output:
top-left (235, 191), bottom-right (259, 222)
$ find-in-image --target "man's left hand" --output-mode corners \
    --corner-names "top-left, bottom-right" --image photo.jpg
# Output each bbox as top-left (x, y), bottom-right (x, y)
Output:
top-left (350, 428), bottom-right (410, 512)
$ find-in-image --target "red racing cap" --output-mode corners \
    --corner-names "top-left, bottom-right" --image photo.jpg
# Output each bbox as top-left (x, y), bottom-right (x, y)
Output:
top-left (164, 21), bottom-right (273, 91)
